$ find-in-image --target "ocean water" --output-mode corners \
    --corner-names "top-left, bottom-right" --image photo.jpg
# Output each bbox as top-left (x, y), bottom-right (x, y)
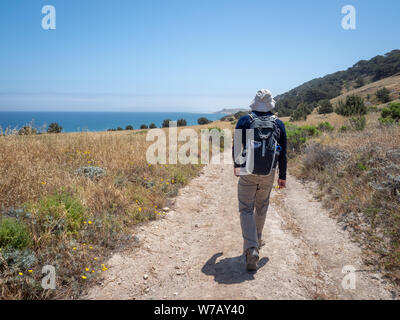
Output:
top-left (0, 112), bottom-right (223, 133)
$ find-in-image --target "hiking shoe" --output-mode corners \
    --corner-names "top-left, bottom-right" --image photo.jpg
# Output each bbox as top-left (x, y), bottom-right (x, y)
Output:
top-left (246, 247), bottom-right (259, 271)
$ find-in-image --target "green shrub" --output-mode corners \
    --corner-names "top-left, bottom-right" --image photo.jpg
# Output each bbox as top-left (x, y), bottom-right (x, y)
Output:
top-left (380, 102), bottom-right (400, 123)
top-left (139, 124), bottom-right (148, 129)
top-left (335, 95), bottom-right (367, 116)
top-left (149, 123), bottom-right (157, 129)
top-left (27, 191), bottom-right (86, 237)
top-left (287, 128), bottom-right (307, 152)
top-left (290, 103), bottom-right (313, 121)
top-left (197, 117), bottom-right (212, 125)
top-left (162, 119), bottom-right (172, 128)
top-left (349, 116), bottom-right (366, 131)
top-left (379, 117), bottom-right (396, 125)
top-left (286, 123), bottom-right (320, 153)
top-left (318, 100), bottom-right (334, 114)
top-left (125, 125), bottom-right (134, 130)
top-left (177, 119), bottom-right (187, 127)
top-left (47, 122), bottom-right (63, 134)
top-left (376, 87), bottom-right (391, 103)
top-left (299, 125), bottom-right (321, 137)
top-left (0, 218), bottom-right (31, 249)
top-left (317, 121), bottom-right (334, 132)
top-left (339, 125), bottom-right (349, 132)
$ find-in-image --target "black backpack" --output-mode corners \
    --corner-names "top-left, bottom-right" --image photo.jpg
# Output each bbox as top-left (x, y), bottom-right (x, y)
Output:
top-left (245, 113), bottom-right (281, 175)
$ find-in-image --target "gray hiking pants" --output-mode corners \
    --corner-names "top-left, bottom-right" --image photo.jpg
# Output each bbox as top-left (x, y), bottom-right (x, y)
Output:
top-left (238, 170), bottom-right (275, 253)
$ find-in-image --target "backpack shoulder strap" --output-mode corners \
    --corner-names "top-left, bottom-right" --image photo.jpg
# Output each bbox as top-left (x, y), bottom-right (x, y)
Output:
top-left (248, 112), bottom-right (256, 122)
top-left (269, 115), bottom-right (278, 122)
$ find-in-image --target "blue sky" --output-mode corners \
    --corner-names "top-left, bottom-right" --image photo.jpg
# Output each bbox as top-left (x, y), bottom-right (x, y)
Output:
top-left (0, 0), bottom-right (399, 112)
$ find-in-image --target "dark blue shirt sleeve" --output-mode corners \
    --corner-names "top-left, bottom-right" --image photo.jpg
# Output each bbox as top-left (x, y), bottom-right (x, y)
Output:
top-left (276, 119), bottom-right (287, 180)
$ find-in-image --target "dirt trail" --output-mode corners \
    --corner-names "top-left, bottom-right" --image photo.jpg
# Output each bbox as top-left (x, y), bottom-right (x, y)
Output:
top-left (84, 161), bottom-right (397, 300)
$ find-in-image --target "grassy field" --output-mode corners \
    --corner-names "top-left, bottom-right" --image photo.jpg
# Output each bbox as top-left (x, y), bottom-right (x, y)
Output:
top-left (285, 110), bottom-right (400, 285)
top-left (1, 102), bottom-right (400, 298)
top-left (0, 122), bottom-right (231, 299)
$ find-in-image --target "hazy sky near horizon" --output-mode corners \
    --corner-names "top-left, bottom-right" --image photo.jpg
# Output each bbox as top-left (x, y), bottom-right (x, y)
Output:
top-left (1, 0), bottom-right (399, 112)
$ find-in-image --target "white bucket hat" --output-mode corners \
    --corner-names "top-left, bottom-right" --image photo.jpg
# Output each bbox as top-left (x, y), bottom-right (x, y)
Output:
top-left (249, 89), bottom-right (276, 112)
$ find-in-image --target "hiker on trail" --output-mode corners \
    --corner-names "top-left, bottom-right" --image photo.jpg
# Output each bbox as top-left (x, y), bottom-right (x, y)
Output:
top-left (233, 89), bottom-right (287, 271)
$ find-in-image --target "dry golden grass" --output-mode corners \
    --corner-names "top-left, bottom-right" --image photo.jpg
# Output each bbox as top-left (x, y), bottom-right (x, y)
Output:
top-left (0, 122), bottom-right (228, 299)
top-left (281, 112), bottom-right (349, 128)
top-left (288, 114), bottom-right (400, 284)
top-left (331, 74), bottom-right (400, 105)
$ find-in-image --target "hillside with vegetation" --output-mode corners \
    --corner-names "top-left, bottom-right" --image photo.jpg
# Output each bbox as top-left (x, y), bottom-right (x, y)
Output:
top-left (275, 49), bottom-right (400, 117)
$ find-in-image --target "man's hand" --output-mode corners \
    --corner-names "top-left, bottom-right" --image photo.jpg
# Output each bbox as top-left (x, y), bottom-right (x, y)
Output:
top-left (278, 179), bottom-right (286, 189)
top-left (234, 167), bottom-right (241, 177)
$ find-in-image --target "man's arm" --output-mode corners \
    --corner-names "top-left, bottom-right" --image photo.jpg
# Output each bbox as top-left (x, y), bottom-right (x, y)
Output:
top-left (277, 119), bottom-right (287, 187)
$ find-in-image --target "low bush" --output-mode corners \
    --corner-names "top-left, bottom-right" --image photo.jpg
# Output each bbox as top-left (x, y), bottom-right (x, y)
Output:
top-left (317, 122), bottom-right (334, 132)
top-left (290, 103), bottom-right (313, 121)
top-left (177, 119), bottom-right (187, 127)
top-left (285, 123), bottom-right (320, 153)
top-left (47, 123), bottom-right (63, 134)
top-left (162, 119), bottom-right (172, 128)
top-left (376, 87), bottom-right (391, 103)
top-left (318, 100), bottom-right (334, 115)
top-left (18, 126), bottom-right (37, 136)
top-left (380, 102), bottom-right (400, 123)
top-left (335, 95), bottom-right (367, 116)
top-left (349, 116), bottom-right (366, 131)
top-left (0, 218), bottom-right (31, 250)
top-left (197, 117), bottom-right (212, 125)
top-left (303, 143), bottom-right (347, 171)
top-left (26, 191), bottom-right (87, 241)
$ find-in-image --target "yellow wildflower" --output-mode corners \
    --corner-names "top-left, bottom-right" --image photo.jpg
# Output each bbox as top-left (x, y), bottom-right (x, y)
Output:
top-left (19, 272), bottom-right (23, 276)
top-left (82, 276), bottom-right (87, 280)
